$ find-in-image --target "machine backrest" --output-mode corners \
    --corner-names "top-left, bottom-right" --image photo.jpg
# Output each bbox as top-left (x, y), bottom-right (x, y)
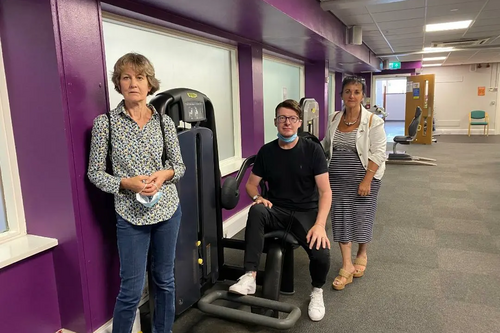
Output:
top-left (470, 110), bottom-right (486, 119)
top-left (407, 106), bottom-right (422, 139)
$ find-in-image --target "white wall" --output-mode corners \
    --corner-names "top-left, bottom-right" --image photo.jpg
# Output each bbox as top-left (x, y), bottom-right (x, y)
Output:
top-left (385, 93), bottom-right (405, 121)
top-left (422, 64), bottom-right (499, 135)
top-left (262, 57), bottom-right (303, 143)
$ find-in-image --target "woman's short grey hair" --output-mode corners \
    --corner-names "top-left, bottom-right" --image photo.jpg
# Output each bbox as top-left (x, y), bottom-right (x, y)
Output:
top-left (111, 53), bottom-right (160, 95)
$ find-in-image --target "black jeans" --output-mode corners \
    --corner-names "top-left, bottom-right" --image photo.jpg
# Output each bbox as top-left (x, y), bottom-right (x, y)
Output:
top-left (243, 204), bottom-right (330, 288)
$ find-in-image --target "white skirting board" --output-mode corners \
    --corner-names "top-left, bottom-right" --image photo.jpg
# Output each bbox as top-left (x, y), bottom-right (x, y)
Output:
top-left (222, 205), bottom-right (250, 238)
top-left (66, 206), bottom-right (251, 333)
top-left (92, 308), bottom-right (141, 333)
top-left (434, 128), bottom-right (496, 135)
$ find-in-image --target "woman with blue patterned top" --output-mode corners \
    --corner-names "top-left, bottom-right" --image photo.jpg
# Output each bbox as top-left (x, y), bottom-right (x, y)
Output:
top-left (88, 53), bottom-right (185, 333)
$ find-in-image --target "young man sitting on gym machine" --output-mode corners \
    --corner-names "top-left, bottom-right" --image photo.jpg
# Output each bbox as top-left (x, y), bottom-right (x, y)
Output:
top-left (229, 99), bottom-right (332, 322)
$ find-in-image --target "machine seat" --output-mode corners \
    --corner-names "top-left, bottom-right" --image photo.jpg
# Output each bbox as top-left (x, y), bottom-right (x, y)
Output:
top-left (264, 230), bottom-right (299, 245)
top-left (393, 135), bottom-right (413, 145)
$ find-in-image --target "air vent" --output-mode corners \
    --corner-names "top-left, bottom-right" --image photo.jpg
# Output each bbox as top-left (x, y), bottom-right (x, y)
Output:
top-left (431, 38), bottom-right (490, 48)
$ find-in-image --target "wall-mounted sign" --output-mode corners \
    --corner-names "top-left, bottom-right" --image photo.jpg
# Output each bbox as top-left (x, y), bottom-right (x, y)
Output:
top-left (478, 86), bottom-right (485, 96)
top-left (413, 82), bottom-right (420, 99)
top-left (389, 61), bottom-right (401, 70)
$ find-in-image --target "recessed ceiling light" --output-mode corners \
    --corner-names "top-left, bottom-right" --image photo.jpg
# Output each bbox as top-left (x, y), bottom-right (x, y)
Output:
top-left (423, 47), bottom-right (454, 53)
top-left (423, 56), bottom-right (447, 61)
top-left (450, 9), bottom-right (458, 12)
top-left (425, 20), bottom-right (472, 32)
top-left (422, 63), bottom-right (442, 67)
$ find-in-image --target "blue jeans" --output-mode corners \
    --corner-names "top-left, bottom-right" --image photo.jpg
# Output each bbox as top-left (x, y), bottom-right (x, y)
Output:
top-left (112, 205), bottom-right (181, 333)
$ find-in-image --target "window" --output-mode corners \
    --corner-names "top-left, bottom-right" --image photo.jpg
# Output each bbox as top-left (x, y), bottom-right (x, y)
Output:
top-left (263, 55), bottom-right (304, 143)
top-left (0, 38), bottom-right (27, 242)
top-left (102, 14), bottom-right (241, 176)
top-left (328, 72), bottom-right (335, 115)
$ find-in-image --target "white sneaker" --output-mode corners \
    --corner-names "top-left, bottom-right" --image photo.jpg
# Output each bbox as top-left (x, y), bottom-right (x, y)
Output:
top-left (308, 287), bottom-right (325, 321)
top-left (228, 272), bottom-right (256, 295)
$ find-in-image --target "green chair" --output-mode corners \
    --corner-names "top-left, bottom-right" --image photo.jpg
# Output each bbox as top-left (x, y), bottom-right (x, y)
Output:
top-left (468, 110), bottom-right (489, 136)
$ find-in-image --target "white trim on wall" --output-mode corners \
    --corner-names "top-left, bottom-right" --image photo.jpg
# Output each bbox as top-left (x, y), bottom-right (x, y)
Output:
top-left (0, 38), bottom-right (26, 243)
top-left (222, 205), bottom-right (250, 238)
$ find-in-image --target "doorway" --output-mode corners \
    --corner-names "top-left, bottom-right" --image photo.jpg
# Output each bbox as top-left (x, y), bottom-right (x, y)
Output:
top-left (373, 76), bottom-right (407, 142)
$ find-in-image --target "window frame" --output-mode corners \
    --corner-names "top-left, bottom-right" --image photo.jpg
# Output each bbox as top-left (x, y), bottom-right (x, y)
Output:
top-left (0, 38), bottom-right (27, 244)
top-left (102, 13), bottom-right (243, 176)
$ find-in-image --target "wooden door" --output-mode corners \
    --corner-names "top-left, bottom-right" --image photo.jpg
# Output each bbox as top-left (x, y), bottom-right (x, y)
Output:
top-left (405, 74), bottom-right (435, 145)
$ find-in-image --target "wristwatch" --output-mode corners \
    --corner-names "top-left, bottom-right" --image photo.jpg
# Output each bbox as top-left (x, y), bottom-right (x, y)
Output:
top-left (252, 194), bottom-right (261, 201)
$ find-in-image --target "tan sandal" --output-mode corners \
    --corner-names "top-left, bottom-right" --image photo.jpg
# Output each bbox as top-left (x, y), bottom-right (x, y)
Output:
top-left (353, 258), bottom-right (367, 278)
top-left (332, 268), bottom-right (354, 290)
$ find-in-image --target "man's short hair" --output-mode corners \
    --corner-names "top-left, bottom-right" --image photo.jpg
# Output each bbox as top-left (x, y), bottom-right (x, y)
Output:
top-left (275, 99), bottom-right (302, 120)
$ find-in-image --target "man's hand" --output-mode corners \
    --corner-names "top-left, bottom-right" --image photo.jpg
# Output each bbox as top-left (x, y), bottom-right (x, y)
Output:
top-left (252, 197), bottom-right (273, 208)
top-left (306, 224), bottom-right (330, 250)
top-left (358, 179), bottom-right (371, 196)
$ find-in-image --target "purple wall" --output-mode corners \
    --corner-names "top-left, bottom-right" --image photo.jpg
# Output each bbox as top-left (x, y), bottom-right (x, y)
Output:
top-left (305, 61), bottom-right (329, 140)
top-left (0, 0), bottom-right (86, 331)
top-left (0, 252), bottom-right (61, 333)
top-left (335, 72), bottom-right (344, 111)
top-left (221, 44), bottom-right (265, 221)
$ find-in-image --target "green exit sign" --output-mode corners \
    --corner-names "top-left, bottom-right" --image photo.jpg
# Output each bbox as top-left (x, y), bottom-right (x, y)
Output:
top-left (389, 61), bottom-right (401, 69)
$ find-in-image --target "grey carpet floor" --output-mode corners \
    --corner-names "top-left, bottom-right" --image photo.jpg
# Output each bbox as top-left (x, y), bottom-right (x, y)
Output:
top-left (168, 135), bottom-right (500, 333)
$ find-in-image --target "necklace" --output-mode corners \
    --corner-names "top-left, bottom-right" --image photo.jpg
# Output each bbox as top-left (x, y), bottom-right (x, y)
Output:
top-left (343, 112), bottom-right (360, 126)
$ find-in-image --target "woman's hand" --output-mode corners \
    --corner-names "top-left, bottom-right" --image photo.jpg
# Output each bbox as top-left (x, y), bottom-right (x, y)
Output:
top-left (141, 170), bottom-right (173, 196)
top-left (358, 179), bottom-right (371, 196)
top-left (121, 175), bottom-right (152, 194)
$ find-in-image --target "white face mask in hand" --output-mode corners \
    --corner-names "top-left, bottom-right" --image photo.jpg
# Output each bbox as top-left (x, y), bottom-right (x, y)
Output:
top-left (136, 191), bottom-right (163, 208)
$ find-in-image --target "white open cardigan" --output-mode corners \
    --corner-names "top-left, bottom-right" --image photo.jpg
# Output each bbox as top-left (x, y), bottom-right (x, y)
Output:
top-left (321, 106), bottom-right (387, 179)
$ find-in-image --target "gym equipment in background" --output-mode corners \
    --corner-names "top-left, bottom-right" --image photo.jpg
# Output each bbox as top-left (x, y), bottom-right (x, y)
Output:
top-left (387, 106), bottom-right (437, 166)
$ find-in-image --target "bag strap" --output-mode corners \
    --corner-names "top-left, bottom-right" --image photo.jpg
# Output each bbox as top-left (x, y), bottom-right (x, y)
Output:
top-left (157, 112), bottom-right (167, 166)
top-left (369, 113), bottom-right (374, 128)
top-left (332, 111), bottom-right (340, 122)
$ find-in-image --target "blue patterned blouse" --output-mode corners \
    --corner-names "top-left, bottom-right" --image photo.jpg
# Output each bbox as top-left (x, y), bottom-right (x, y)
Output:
top-left (88, 100), bottom-right (185, 225)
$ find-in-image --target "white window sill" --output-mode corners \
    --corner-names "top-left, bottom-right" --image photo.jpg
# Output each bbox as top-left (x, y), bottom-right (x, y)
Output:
top-left (220, 157), bottom-right (245, 177)
top-left (0, 234), bottom-right (58, 270)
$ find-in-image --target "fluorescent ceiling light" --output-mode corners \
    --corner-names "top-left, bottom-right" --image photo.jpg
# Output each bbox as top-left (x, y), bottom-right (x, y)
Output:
top-left (423, 47), bottom-right (454, 53)
top-left (422, 63), bottom-right (442, 67)
top-left (425, 20), bottom-right (472, 32)
top-left (423, 57), bottom-right (447, 61)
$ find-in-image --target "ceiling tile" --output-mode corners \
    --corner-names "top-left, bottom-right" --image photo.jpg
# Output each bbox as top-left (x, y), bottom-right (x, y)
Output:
top-left (426, 0), bottom-right (484, 6)
top-left (484, 0), bottom-right (500, 10)
top-left (386, 32), bottom-right (424, 40)
top-left (465, 24), bottom-right (500, 34)
top-left (426, 13), bottom-right (478, 24)
top-left (463, 31), bottom-right (500, 39)
top-left (426, 2), bottom-right (483, 14)
top-left (366, 0), bottom-right (425, 13)
top-left (378, 18), bottom-right (425, 30)
top-left (341, 14), bottom-right (375, 25)
top-left (425, 32), bottom-right (470, 42)
top-left (361, 24), bottom-right (380, 32)
top-left (371, 8), bottom-right (425, 23)
top-left (398, 54), bottom-right (424, 61)
top-left (476, 9), bottom-right (500, 19)
top-left (473, 18), bottom-right (500, 27)
top-left (389, 37), bottom-right (424, 46)
top-left (382, 26), bottom-right (424, 36)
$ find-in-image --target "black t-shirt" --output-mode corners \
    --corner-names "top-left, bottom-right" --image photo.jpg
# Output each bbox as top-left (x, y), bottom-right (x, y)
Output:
top-left (252, 138), bottom-right (328, 211)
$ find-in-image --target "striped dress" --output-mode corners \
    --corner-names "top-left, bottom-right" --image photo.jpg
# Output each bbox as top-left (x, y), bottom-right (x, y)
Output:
top-left (329, 128), bottom-right (381, 243)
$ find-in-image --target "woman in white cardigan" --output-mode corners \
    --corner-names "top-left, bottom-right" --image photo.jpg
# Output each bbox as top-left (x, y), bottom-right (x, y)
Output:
top-left (322, 76), bottom-right (387, 291)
